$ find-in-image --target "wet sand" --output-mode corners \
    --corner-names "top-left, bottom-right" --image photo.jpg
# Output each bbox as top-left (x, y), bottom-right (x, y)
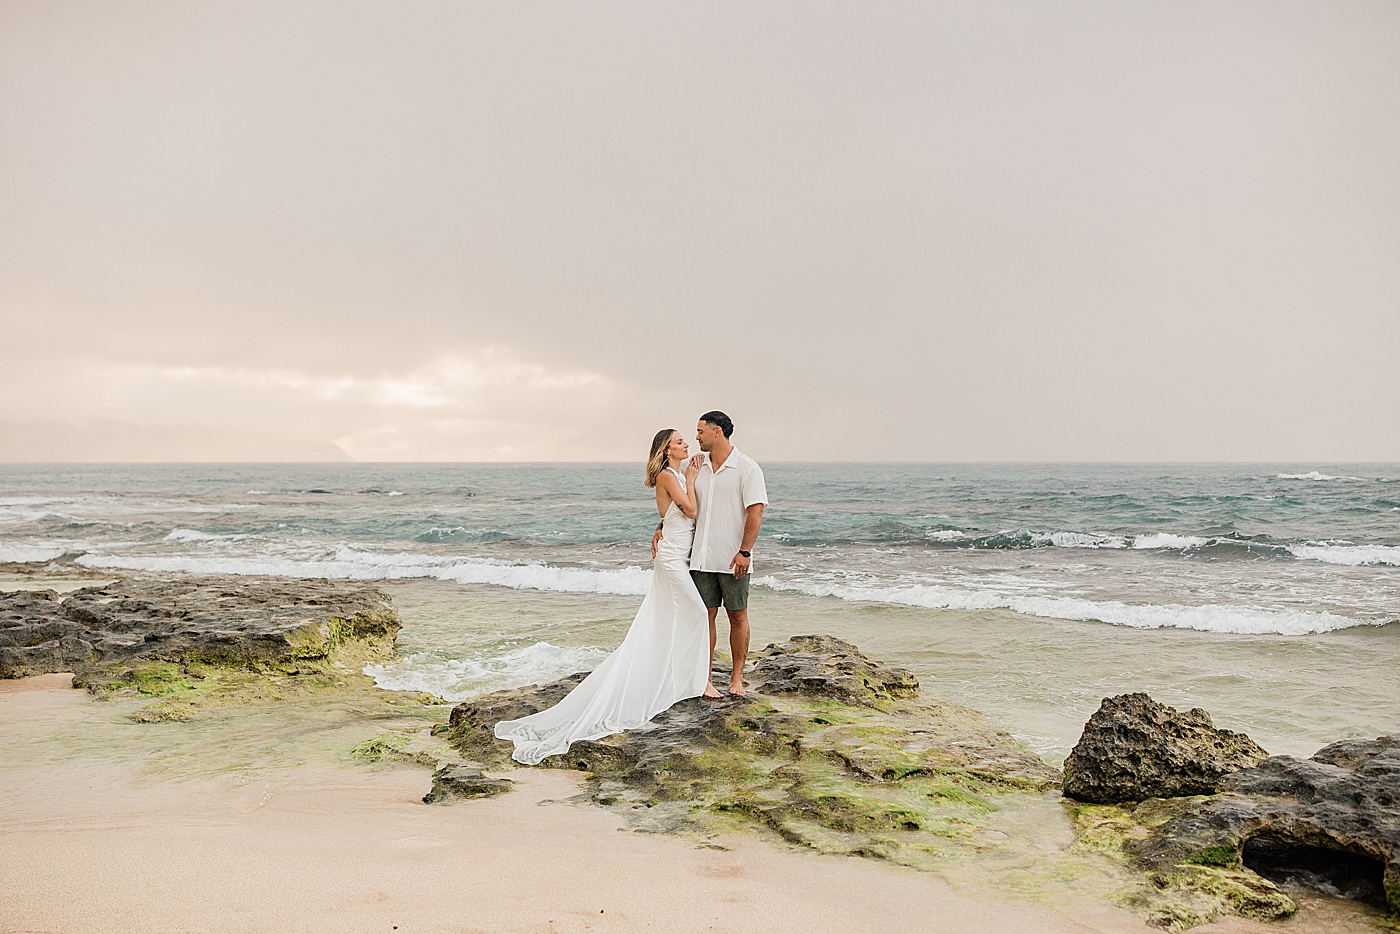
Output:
top-left (2, 675), bottom-right (1386, 934)
top-left (0, 675), bottom-right (1130, 933)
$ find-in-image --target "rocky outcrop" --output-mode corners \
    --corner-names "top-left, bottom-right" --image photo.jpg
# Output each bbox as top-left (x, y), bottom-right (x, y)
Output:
top-left (0, 589), bottom-right (96, 676)
top-left (423, 765), bottom-right (515, 803)
top-left (1130, 737), bottom-right (1400, 915)
top-left (1063, 693), bottom-right (1268, 804)
top-left (0, 577), bottom-right (401, 686)
top-left (1068, 712), bottom-right (1400, 929)
top-left (444, 635), bottom-right (1060, 867)
top-left (749, 634), bottom-right (920, 704)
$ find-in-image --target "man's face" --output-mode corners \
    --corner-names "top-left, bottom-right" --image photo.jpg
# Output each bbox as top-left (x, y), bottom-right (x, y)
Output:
top-left (695, 420), bottom-right (723, 453)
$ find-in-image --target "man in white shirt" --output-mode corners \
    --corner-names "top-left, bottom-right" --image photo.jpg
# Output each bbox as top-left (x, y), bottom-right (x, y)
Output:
top-left (654, 410), bottom-right (767, 696)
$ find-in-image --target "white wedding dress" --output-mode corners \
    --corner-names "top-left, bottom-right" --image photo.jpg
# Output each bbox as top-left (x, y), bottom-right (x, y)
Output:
top-left (494, 469), bottom-right (711, 765)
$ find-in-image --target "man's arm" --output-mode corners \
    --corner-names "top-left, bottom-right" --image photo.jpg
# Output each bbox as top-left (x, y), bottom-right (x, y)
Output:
top-left (652, 521), bottom-right (664, 559)
top-left (729, 503), bottom-right (765, 577)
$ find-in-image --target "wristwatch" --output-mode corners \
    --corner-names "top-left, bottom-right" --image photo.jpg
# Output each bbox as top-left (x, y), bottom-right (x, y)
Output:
top-left (738, 550), bottom-right (751, 557)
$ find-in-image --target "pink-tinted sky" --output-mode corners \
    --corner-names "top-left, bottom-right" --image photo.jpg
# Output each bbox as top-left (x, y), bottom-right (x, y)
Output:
top-left (2, 1), bottom-right (1397, 461)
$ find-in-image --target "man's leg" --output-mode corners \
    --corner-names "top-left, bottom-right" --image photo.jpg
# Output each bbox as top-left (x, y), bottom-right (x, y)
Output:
top-left (704, 607), bottom-right (722, 697)
top-left (726, 607), bottom-right (749, 695)
top-left (691, 571), bottom-right (724, 698)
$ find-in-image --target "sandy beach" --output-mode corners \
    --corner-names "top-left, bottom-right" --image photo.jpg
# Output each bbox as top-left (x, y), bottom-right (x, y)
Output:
top-left (8, 672), bottom-right (1390, 934)
top-left (0, 557), bottom-right (1396, 934)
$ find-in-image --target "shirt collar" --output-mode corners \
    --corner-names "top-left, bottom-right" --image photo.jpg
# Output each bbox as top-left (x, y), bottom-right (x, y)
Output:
top-left (708, 448), bottom-right (742, 472)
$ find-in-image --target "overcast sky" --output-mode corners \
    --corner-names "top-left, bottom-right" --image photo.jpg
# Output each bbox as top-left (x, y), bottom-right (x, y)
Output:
top-left (2, 1), bottom-right (1396, 462)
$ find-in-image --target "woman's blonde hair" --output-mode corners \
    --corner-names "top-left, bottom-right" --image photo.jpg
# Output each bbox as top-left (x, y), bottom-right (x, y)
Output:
top-left (645, 429), bottom-right (678, 488)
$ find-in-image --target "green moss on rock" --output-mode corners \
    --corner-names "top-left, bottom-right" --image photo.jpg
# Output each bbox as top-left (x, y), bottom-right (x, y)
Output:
top-left (130, 701), bottom-right (195, 723)
top-left (132, 662), bottom-right (193, 696)
top-left (5, 577), bottom-right (403, 685)
top-left (1181, 842), bottom-right (1239, 868)
top-left (351, 732), bottom-right (411, 762)
top-left (1150, 865), bottom-right (1295, 922)
top-left (1067, 797), bottom-right (1295, 929)
top-left (1069, 804), bottom-right (1146, 861)
top-left (446, 636), bottom-right (1061, 872)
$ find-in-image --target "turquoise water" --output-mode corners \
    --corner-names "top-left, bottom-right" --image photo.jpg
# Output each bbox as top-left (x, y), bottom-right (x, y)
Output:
top-left (2, 463), bottom-right (1396, 757)
top-left (3, 462), bottom-right (1397, 631)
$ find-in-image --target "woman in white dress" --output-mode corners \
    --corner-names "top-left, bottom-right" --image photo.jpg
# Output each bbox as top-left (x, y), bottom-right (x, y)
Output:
top-left (494, 428), bottom-right (720, 765)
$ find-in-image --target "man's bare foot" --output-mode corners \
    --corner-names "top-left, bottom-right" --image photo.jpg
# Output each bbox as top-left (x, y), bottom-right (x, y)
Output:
top-left (728, 680), bottom-right (746, 697)
top-left (703, 683), bottom-right (723, 699)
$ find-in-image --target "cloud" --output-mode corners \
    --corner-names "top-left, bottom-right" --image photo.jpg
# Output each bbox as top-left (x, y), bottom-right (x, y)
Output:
top-left (0, 348), bottom-right (658, 461)
top-left (0, 420), bottom-right (348, 463)
top-left (151, 350), bottom-right (609, 410)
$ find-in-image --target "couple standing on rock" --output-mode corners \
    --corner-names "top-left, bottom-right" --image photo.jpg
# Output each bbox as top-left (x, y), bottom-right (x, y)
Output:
top-left (495, 411), bottom-right (768, 765)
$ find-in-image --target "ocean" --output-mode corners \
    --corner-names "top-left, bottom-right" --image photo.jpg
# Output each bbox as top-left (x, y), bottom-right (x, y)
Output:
top-left (2, 462), bottom-right (1396, 759)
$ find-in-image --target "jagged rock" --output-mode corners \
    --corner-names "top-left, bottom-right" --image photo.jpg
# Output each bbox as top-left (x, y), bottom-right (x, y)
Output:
top-left (1311, 734), bottom-right (1400, 769)
top-left (422, 765), bottom-right (515, 803)
top-left (443, 635), bottom-right (1059, 869)
top-left (1063, 693), bottom-right (1268, 804)
top-left (1130, 737), bottom-right (1400, 915)
top-left (0, 576), bottom-right (401, 685)
top-left (448, 670), bottom-right (586, 735)
top-left (749, 634), bottom-right (919, 705)
top-left (0, 589), bottom-right (97, 675)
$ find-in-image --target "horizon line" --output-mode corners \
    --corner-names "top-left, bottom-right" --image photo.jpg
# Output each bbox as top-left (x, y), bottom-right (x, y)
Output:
top-left (1, 459), bottom-right (1398, 467)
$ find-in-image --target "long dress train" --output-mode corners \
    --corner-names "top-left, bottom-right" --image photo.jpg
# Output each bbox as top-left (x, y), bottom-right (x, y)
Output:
top-left (494, 470), bottom-right (710, 765)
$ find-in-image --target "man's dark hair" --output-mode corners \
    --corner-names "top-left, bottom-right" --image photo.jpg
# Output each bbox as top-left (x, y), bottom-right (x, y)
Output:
top-left (699, 410), bottom-right (734, 438)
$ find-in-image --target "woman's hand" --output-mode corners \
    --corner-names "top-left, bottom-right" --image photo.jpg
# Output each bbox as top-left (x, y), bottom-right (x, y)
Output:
top-left (687, 454), bottom-right (705, 473)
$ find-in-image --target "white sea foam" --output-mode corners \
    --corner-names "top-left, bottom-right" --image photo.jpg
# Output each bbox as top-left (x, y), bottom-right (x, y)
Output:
top-left (0, 502), bottom-right (83, 526)
top-left (74, 546), bottom-right (652, 596)
top-left (1276, 471), bottom-right (1366, 482)
top-left (1132, 533), bottom-right (1210, 550)
top-left (163, 528), bottom-right (233, 543)
top-left (1287, 543), bottom-right (1400, 567)
top-left (1044, 531), bottom-right (1127, 549)
top-left (754, 577), bottom-right (1371, 635)
top-left (0, 543), bottom-right (68, 564)
top-left (926, 529), bottom-right (966, 542)
top-left (364, 642), bottom-right (608, 701)
top-left (0, 496), bottom-right (76, 507)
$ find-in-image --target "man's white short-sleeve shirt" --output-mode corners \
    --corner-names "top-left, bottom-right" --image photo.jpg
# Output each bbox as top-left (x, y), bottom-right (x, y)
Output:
top-left (689, 448), bottom-right (768, 573)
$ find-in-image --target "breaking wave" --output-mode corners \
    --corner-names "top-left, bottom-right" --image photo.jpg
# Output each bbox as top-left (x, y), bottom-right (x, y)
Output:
top-left (164, 528), bottom-right (236, 543)
top-left (970, 530), bottom-right (1128, 549)
top-left (1286, 543), bottom-right (1400, 567)
top-left (414, 526), bottom-right (511, 543)
top-left (1132, 533), bottom-right (1210, 550)
top-left (0, 543), bottom-right (69, 564)
top-left (364, 642), bottom-right (608, 701)
top-left (73, 547), bottom-right (651, 596)
top-left (754, 577), bottom-right (1376, 636)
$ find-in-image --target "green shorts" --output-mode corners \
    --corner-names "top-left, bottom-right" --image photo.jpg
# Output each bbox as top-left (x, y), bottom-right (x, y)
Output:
top-left (690, 570), bottom-right (750, 611)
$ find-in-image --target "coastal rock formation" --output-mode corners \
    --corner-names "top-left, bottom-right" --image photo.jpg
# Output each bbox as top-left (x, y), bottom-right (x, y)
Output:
top-left (446, 635), bottom-right (1060, 867)
top-left (1130, 736), bottom-right (1400, 915)
top-left (423, 764), bottom-right (516, 803)
top-left (0, 577), bottom-right (401, 687)
top-left (1070, 724), bottom-right (1400, 928)
top-left (1062, 693), bottom-right (1268, 804)
top-left (749, 635), bottom-right (920, 704)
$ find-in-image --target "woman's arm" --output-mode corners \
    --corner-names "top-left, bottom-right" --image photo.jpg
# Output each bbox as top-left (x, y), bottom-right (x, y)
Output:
top-left (656, 469), bottom-right (697, 519)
